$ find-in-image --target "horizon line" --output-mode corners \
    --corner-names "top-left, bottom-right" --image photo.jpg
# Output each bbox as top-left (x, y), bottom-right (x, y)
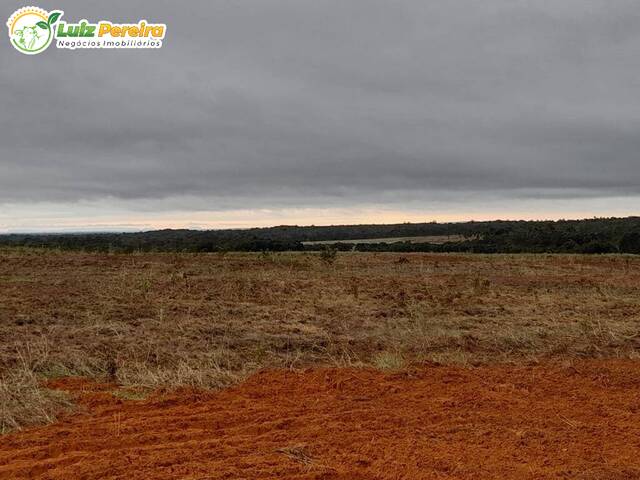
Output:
top-left (2, 214), bottom-right (638, 235)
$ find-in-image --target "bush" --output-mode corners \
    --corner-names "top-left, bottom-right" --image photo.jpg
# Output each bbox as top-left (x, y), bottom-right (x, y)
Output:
top-left (319, 246), bottom-right (338, 265)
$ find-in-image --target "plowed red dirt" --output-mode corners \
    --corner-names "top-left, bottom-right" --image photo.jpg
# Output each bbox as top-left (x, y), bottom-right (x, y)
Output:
top-left (2, 360), bottom-right (640, 480)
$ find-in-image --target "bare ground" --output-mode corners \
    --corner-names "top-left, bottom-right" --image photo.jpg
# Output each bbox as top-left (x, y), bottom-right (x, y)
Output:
top-left (2, 360), bottom-right (640, 479)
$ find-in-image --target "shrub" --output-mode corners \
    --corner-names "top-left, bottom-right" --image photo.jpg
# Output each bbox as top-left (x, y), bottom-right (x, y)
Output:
top-left (319, 246), bottom-right (338, 265)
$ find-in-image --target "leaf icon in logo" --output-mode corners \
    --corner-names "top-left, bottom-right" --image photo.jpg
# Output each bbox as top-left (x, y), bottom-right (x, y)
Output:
top-left (36, 21), bottom-right (49, 30)
top-left (48, 11), bottom-right (62, 25)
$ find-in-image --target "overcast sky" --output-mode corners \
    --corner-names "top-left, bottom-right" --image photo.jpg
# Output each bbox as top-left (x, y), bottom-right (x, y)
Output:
top-left (2, 0), bottom-right (640, 232)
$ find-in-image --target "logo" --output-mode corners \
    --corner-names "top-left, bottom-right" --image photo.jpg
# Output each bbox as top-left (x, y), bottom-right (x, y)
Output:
top-left (7, 6), bottom-right (166, 54)
top-left (7, 7), bottom-right (61, 54)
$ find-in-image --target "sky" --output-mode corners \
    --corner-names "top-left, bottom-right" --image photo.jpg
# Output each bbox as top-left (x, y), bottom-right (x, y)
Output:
top-left (2, 0), bottom-right (640, 232)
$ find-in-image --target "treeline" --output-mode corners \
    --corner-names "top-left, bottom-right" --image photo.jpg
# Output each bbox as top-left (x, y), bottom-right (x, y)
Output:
top-left (2, 217), bottom-right (640, 254)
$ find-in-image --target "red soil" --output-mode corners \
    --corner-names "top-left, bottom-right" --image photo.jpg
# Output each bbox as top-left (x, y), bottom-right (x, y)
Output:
top-left (1, 361), bottom-right (640, 480)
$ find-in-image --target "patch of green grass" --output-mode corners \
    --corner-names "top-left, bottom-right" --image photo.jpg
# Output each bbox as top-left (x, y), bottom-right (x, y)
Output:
top-left (111, 389), bottom-right (150, 401)
top-left (372, 351), bottom-right (405, 371)
top-left (39, 364), bottom-right (82, 380)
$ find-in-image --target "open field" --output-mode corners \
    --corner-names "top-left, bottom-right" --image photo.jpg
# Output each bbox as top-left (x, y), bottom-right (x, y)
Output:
top-left (302, 234), bottom-right (468, 245)
top-left (1, 249), bottom-right (640, 478)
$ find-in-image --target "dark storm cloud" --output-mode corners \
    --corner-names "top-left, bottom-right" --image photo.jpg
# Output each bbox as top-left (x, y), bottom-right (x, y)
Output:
top-left (2, 0), bottom-right (640, 210)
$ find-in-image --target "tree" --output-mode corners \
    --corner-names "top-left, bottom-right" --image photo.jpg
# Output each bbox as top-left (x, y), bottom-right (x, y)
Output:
top-left (619, 231), bottom-right (640, 254)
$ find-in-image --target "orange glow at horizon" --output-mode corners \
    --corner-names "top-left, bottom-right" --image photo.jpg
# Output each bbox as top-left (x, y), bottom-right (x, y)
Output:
top-left (2, 204), bottom-right (638, 233)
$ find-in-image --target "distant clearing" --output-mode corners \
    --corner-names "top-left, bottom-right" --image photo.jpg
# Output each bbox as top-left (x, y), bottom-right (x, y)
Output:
top-left (303, 234), bottom-right (468, 245)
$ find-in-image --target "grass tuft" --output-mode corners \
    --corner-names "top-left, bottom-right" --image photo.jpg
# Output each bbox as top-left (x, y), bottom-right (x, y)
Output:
top-left (373, 351), bottom-right (405, 371)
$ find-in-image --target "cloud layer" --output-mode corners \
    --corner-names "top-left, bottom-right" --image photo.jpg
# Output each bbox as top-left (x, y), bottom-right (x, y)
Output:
top-left (2, 0), bottom-right (640, 230)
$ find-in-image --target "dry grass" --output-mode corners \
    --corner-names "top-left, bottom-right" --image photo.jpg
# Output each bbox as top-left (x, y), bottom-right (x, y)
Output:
top-left (0, 343), bottom-right (73, 434)
top-left (276, 445), bottom-right (315, 466)
top-left (1, 249), bottom-right (640, 431)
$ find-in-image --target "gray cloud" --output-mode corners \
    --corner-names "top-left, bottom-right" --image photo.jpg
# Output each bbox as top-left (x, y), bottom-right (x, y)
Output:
top-left (2, 0), bottom-right (640, 228)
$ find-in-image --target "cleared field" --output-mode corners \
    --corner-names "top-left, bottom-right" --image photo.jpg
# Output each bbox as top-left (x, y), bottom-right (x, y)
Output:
top-left (1, 249), bottom-right (640, 478)
top-left (302, 234), bottom-right (468, 245)
top-left (2, 249), bottom-right (640, 430)
top-left (2, 360), bottom-right (640, 479)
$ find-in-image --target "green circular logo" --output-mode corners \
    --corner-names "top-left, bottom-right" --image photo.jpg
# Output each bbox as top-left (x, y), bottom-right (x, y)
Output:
top-left (7, 7), bottom-right (62, 55)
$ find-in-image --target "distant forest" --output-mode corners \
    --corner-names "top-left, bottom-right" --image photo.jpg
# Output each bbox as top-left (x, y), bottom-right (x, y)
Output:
top-left (2, 217), bottom-right (640, 254)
